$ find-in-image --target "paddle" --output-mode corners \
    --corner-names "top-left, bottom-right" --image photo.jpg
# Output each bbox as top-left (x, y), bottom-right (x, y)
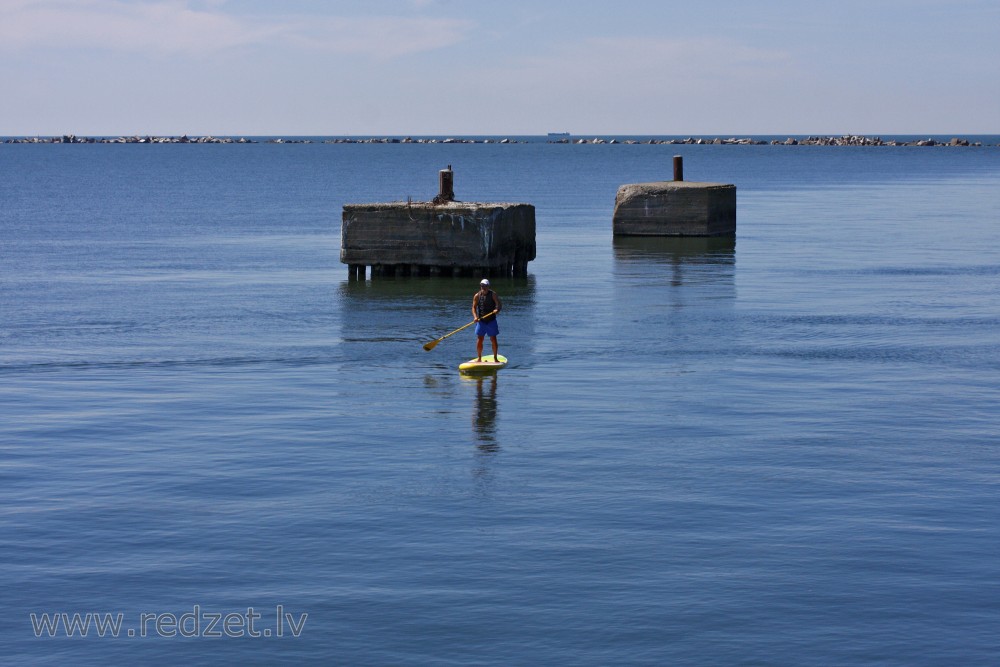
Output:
top-left (422, 310), bottom-right (497, 352)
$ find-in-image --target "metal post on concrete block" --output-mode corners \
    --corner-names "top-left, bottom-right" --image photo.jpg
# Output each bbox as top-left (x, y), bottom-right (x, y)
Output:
top-left (673, 155), bottom-right (684, 182)
top-left (438, 165), bottom-right (455, 202)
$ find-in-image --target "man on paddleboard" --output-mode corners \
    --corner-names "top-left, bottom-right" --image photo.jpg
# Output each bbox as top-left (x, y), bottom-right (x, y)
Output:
top-left (472, 278), bottom-right (502, 362)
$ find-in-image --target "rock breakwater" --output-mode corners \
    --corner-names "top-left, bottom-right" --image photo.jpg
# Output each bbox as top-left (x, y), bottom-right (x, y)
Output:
top-left (552, 135), bottom-right (988, 147)
top-left (2, 134), bottom-right (254, 144)
top-left (2, 134), bottom-right (992, 146)
top-left (0, 135), bottom-right (531, 145)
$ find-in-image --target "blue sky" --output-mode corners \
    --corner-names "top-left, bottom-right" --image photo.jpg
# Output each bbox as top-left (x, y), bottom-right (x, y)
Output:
top-left (1, 0), bottom-right (997, 135)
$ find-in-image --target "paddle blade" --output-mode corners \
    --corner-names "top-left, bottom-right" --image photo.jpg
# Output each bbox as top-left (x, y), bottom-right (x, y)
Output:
top-left (422, 317), bottom-right (477, 352)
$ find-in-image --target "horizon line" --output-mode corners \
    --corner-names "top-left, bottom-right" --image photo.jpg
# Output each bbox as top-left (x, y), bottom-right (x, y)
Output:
top-left (3, 132), bottom-right (998, 138)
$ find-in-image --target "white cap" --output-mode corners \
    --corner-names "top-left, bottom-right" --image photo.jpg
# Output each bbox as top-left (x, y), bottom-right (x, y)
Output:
top-left (480, 278), bottom-right (490, 286)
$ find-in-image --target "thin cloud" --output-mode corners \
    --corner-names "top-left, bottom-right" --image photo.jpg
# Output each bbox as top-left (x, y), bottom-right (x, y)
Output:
top-left (287, 16), bottom-right (473, 59)
top-left (0, 0), bottom-right (273, 54)
top-left (442, 36), bottom-right (796, 134)
top-left (505, 36), bottom-right (791, 87)
top-left (0, 0), bottom-right (474, 57)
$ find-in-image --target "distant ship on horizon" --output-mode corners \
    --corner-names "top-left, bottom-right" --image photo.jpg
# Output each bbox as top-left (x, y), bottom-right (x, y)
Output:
top-left (547, 132), bottom-right (570, 137)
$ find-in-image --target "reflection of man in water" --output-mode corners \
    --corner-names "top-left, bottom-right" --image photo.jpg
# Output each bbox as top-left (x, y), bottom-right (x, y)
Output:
top-left (473, 375), bottom-right (498, 452)
top-left (472, 278), bottom-right (502, 362)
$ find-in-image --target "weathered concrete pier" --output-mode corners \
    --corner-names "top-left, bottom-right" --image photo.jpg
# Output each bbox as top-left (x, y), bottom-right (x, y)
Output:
top-left (612, 156), bottom-right (736, 237)
top-left (341, 167), bottom-right (536, 279)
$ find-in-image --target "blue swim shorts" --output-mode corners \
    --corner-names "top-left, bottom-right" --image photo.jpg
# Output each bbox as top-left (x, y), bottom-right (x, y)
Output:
top-left (475, 319), bottom-right (499, 337)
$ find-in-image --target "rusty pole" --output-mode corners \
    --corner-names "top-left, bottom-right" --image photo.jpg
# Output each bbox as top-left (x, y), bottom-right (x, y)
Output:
top-left (673, 155), bottom-right (684, 182)
top-left (438, 165), bottom-right (455, 202)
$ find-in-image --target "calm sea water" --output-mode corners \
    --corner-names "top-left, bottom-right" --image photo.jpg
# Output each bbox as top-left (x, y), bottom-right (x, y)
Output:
top-left (2, 139), bottom-right (999, 665)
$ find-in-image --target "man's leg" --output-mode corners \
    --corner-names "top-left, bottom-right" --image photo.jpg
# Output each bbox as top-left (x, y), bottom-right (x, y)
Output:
top-left (490, 336), bottom-right (498, 361)
top-left (477, 335), bottom-right (484, 362)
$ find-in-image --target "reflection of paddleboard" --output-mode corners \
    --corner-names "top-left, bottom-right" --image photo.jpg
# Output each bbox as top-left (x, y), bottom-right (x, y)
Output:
top-left (459, 355), bottom-right (507, 374)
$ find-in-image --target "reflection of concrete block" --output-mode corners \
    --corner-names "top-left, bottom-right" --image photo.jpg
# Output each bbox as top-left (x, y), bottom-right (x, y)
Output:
top-left (613, 181), bottom-right (736, 237)
top-left (341, 202), bottom-right (535, 277)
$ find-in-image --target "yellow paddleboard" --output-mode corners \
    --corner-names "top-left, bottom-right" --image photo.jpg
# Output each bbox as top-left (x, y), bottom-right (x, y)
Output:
top-left (458, 355), bottom-right (507, 374)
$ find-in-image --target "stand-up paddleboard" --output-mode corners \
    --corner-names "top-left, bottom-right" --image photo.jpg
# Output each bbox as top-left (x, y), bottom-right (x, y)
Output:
top-left (459, 355), bottom-right (507, 374)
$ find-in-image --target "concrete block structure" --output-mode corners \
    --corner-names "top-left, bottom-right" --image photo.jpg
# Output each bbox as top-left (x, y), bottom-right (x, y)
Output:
top-left (612, 157), bottom-right (736, 237)
top-left (341, 170), bottom-right (535, 279)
